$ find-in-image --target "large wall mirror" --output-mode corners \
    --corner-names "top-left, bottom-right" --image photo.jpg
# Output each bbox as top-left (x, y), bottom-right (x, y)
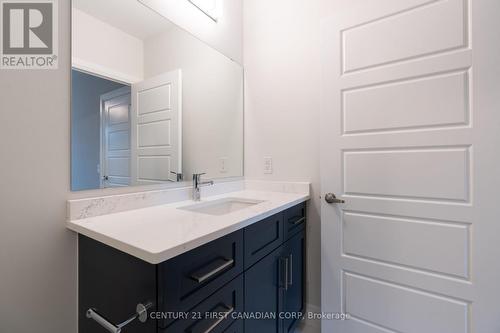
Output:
top-left (71, 0), bottom-right (243, 191)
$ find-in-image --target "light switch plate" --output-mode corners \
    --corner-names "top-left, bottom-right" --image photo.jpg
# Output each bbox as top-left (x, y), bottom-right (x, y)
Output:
top-left (264, 157), bottom-right (273, 174)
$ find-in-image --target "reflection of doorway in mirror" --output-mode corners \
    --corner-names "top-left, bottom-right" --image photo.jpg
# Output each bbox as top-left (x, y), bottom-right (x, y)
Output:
top-left (71, 69), bottom-right (129, 191)
top-left (131, 70), bottom-right (183, 186)
top-left (100, 87), bottom-right (132, 188)
top-left (71, 68), bottom-right (183, 191)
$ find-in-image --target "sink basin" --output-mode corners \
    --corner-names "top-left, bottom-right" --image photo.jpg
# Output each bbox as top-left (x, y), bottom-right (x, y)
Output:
top-left (178, 198), bottom-right (265, 216)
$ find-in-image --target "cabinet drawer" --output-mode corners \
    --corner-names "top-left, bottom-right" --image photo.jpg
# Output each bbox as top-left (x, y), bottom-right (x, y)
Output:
top-left (159, 230), bottom-right (243, 327)
top-left (244, 213), bottom-right (283, 269)
top-left (164, 275), bottom-right (244, 333)
top-left (284, 203), bottom-right (306, 240)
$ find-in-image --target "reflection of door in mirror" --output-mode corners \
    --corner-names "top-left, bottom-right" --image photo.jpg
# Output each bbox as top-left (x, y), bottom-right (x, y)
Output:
top-left (100, 87), bottom-right (131, 188)
top-left (131, 70), bottom-right (182, 186)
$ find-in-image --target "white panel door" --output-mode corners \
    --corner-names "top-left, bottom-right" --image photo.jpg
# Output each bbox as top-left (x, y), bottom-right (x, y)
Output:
top-left (101, 86), bottom-right (131, 188)
top-left (321, 1), bottom-right (500, 332)
top-left (131, 70), bottom-right (182, 185)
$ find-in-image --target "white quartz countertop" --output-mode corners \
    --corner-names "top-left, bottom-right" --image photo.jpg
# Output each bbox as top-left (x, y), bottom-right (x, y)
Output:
top-left (67, 189), bottom-right (309, 264)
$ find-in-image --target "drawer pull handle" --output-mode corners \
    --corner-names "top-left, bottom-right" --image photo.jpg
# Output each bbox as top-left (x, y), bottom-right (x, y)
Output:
top-left (288, 254), bottom-right (293, 287)
top-left (191, 258), bottom-right (235, 283)
top-left (280, 257), bottom-right (290, 291)
top-left (190, 304), bottom-right (235, 333)
top-left (86, 302), bottom-right (152, 333)
top-left (290, 217), bottom-right (305, 226)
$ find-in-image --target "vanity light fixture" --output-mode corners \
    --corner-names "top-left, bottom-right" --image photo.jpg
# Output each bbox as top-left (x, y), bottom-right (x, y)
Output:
top-left (188, 0), bottom-right (222, 22)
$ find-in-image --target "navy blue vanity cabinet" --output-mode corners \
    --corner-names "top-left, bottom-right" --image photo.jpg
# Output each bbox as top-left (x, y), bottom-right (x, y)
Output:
top-left (282, 231), bottom-right (306, 333)
top-left (244, 245), bottom-right (285, 333)
top-left (244, 207), bottom-right (306, 333)
top-left (79, 202), bottom-right (306, 333)
top-left (243, 231), bottom-right (306, 333)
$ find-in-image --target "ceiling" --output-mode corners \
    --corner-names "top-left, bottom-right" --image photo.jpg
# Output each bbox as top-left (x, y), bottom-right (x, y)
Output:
top-left (73, 0), bottom-right (174, 40)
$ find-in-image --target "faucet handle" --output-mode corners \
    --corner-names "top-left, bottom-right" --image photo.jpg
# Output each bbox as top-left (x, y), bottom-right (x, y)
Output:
top-left (193, 173), bottom-right (206, 180)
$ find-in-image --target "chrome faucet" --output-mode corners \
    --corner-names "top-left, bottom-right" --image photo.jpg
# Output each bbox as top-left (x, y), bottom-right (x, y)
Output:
top-left (192, 173), bottom-right (214, 201)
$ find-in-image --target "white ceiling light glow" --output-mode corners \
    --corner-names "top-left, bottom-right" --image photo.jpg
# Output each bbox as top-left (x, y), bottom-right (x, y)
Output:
top-left (188, 0), bottom-right (222, 22)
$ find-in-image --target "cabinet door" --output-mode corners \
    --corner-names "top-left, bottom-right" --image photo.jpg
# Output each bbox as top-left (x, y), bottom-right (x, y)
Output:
top-left (244, 246), bottom-right (285, 333)
top-left (244, 212), bottom-right (284, 269)
top-left (282, 231), bottom-right (306, 333)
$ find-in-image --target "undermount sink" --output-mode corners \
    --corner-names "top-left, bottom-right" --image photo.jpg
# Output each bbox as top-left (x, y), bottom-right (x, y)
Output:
top-left (178, 198), bottom-right (265, 216)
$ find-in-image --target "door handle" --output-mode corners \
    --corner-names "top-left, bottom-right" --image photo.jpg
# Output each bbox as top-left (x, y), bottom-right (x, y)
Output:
top-left (324, 193), bottom-right (345, 204)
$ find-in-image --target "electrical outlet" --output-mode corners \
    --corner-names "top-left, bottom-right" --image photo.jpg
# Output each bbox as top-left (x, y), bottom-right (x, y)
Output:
top-left (264, 157), bottom-right (273, 174)
top-left (219, 157), bottom-right (228, 173)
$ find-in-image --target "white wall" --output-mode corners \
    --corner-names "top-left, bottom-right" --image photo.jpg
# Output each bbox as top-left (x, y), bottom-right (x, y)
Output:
top-left (144, 26), bottom-right (244, 180)
top-left (243, 0), bottom-right (323, 327)
top-left (0, 1), bottom-right (77, 332)
top-left (72, 8), bottom-right (144, 83)
top-left (139, 0), bottom-right (243, 63)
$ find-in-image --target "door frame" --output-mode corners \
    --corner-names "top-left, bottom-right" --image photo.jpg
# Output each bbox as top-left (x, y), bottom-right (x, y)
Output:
top-left (99, 86), bottom-right (132, 188)
top-left (72, 60), bottom-right (140, 86)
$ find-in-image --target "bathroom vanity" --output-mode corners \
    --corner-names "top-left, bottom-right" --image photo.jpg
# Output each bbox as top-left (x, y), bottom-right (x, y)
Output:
top-left (68, 1), bottom-right (309, 331)
top-left (69, 184), bottom-right (309, 333)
